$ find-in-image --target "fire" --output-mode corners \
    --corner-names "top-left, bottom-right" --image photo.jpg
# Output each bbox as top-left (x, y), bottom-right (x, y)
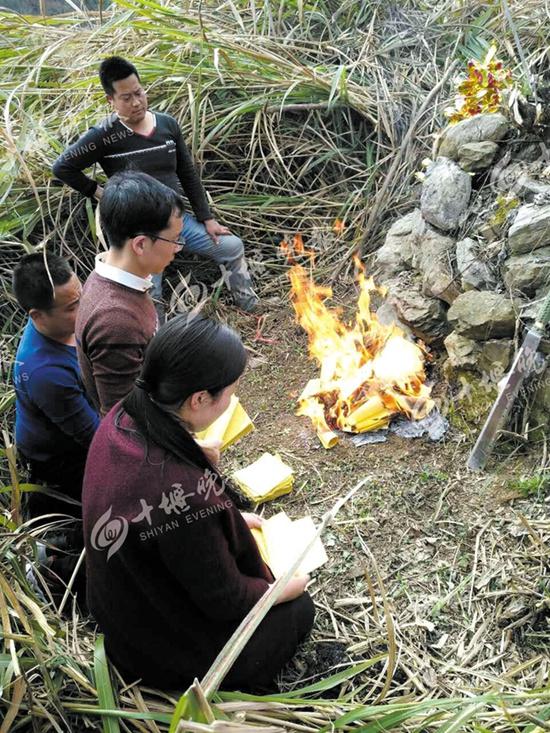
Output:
top-left (286, 248), bottom-right (434, 448)
top-left (333, 218), bottom-right (345, 235)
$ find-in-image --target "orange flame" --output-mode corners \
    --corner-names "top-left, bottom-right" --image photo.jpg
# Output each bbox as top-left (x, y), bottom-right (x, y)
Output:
top-left (287, 251), bottom-right (434, 448)
top-left (280, 234), bottom-right (316, 264)
top-left (333, 218), bottom-right (345, 235)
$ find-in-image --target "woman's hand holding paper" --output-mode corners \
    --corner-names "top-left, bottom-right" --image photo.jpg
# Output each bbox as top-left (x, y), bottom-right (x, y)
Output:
top-left (241, 512), bottom-right (264, 529)
top-left (275, 574), bottom-right (310, 604)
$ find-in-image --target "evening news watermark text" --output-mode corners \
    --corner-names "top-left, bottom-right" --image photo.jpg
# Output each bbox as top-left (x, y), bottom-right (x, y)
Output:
top-left (90, 468), bottom-right (229, 560)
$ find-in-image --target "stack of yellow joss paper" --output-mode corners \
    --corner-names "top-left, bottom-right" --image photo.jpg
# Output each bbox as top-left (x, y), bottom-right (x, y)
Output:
top-left (231, 452), bottom-right (294, 503)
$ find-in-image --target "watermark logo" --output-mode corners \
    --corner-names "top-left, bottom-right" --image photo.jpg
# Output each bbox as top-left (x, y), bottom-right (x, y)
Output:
top-left (159, 484), bottom-right (195, 515)
top-left (197, 468), bottom-right (224, 500)
top-left (90, 470), bottom-right (231, 558)
top-left (90, 507), bottom-right (129, 561)
top-left (169, 272), bottom-right (209, 315)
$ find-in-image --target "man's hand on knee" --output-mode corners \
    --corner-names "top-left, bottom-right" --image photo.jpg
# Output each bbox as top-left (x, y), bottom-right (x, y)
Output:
top-left (204, 218), bottom-right (231, 245)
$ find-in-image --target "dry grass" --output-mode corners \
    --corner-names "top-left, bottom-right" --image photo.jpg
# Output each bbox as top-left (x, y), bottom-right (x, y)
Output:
top-left (226, 303), bottom-right (550, 700)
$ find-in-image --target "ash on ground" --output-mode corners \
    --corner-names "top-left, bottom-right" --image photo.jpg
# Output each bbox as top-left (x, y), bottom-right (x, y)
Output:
top-left (349, 407), bottom-right (448, 447)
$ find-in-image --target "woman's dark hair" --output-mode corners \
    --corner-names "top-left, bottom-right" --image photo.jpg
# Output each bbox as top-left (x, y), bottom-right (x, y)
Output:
top-left (13, 253), bottom-right (73, 312)
top-left (99, 56), bottom-right (140, 96)
top-left (122, 315), bottom-right (249, 504)
top-left (100, 171), bottom-right (184, 250)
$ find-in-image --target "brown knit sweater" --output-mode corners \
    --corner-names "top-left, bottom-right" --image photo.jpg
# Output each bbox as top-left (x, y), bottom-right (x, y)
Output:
top-left (76, 271), bottom-right (157, 416)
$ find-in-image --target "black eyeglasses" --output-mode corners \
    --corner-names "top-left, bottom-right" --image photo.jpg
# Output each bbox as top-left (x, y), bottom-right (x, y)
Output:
top-left (139, 232), bottom-right (184, 247)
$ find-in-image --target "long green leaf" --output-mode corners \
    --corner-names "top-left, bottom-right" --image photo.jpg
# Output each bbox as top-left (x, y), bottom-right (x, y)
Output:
top-left (434, 701), bottom-right (489, 733)
top-left (218, 656), bottom-right (386, 703)
top-left (93, 635), bottom-right (121, 733)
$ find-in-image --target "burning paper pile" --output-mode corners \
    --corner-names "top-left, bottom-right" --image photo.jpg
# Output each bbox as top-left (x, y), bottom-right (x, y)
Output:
top-left (287, 251), bottom-right (434, 449)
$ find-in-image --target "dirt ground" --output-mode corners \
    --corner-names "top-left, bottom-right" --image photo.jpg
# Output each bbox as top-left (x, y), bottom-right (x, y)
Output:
top-left (206, 291), bottom-right (549, 702)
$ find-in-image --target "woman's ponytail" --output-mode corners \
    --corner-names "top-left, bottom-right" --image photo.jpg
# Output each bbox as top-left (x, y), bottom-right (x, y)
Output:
top-left (121, 314), bottom-right (250, 508)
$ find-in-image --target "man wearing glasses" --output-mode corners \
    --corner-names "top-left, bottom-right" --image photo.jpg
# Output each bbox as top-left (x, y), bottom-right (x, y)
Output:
top-left (76, 171), bottom-right (184, 416)
top-left (53, 55), bottom-right (258, 320)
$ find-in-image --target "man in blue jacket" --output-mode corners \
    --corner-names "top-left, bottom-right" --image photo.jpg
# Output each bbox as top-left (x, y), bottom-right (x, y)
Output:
top-left (13, 253), bottom-right (99, 520)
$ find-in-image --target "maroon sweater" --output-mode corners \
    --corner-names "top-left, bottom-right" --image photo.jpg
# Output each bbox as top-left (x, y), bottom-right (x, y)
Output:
top-left (82, 409), bottom-right (274, 687)
top-left (76, 271), bottom-right (157, 416)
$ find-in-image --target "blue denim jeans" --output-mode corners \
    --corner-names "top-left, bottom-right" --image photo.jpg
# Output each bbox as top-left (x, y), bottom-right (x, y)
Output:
top-left (151, 214), bottom-right (257, 318)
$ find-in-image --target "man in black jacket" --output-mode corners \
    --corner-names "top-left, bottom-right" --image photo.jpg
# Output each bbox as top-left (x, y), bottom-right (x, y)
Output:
top-left (53, 56), bottom-right (258, 319)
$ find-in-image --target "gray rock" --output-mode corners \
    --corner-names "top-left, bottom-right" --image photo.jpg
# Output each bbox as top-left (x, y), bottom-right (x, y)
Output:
top-left (456, 237), bottom-right (497, 290)
top-left (444, 331), bottom-right (480, 368)
top-left (444, 332), bottom-right (513, 374)
top-left (478, 339), bottom-right (513, 375)
top-left (375, 209), bottom-right (424, 275)
top-left (414, 227), bottom-right (460, 304)
top-left (490, 150), bottom-right (550, 201)
top-left (493, 163), bottom-right (550, 202)
top-left (388, 278), bottom-right (449, 343)
top-left (447, 291), bottom-right (516, 340)
top-left (508, 203), bottom-right (550, 254)
top-left (438, 113), bottom-right (510, 160)
top-left (457, 141), bottom-right (499, 172)
top-left (375, 301), bottom-right (414, 339)
top-left (421, 158), bottom-right (471, 232)
top-left (489, 158), bottom-right (528, 196)
top-left (503, 246), bottom-right (550, 296)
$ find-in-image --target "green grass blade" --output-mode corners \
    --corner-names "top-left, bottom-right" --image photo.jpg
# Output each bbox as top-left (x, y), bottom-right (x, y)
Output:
top-left (93, 635), bottom-right (121, 733)
top-left (218, 656), bottom-right (386, 703)
top-left (524, 703), bottom-right (550, 732)
top-left (434, 702), bottom-right (488, 733)
top-left (282, 655), bottom-right (387, 698)
top-left (169, 682), bottom-right (215, 733)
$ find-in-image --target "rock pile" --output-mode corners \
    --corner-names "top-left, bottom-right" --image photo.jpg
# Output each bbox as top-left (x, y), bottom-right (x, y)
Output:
top-left (374, 111), bottom-right (550, 434)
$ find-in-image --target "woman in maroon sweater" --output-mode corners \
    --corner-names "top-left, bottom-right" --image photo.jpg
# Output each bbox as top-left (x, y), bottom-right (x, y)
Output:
top-left (82, 315), bottom-right (314, 691)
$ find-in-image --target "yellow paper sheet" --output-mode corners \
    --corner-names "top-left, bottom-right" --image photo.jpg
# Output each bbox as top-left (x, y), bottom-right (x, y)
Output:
top-left (251, 527), bottom-right (269, 565)
top-left (232, 453), bottom-right (294, 501)
top-left (238, 482), bottom-right (293, 504)
top-left (340, 394), bottom-right (392, 432)
top-left (296, 383), bottom-right (340, 449)
top-left (317, 427), bottom-right (339, 449)
top-left (253, 511), bottom-right (328, 578)
top-left (195, 395), bottom-right (254, 451)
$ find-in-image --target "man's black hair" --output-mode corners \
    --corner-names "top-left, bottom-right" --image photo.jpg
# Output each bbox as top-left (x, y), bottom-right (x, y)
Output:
top-left (99, 56), bottom-right (140, 96)
top-left (99, 171), bottom-right (184, 250)
top-left (13, 253), bottom-right (74, 313)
